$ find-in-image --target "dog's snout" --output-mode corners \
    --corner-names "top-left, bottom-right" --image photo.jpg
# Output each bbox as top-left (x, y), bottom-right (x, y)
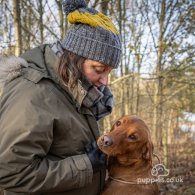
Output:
top-left (103, 135), bottom-right (113, 146)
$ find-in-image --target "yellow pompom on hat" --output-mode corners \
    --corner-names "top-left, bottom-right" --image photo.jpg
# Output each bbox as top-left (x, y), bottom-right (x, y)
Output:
top-left (62, 0), bottom-right (122, 68)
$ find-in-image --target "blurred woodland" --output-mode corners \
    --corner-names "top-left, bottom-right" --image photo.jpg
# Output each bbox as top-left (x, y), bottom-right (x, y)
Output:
top-left (0, 0), bottom-right (195, 194)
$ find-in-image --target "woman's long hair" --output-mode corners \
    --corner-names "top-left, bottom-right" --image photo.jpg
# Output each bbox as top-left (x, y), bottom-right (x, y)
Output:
top-left (57, 49), bottom-right (86, 88)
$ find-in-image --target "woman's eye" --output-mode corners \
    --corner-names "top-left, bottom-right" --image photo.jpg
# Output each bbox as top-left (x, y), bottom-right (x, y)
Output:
top-left (93, 67), bottom-right (105, 74)
top-left (95, 70), bottom-right (104, 74)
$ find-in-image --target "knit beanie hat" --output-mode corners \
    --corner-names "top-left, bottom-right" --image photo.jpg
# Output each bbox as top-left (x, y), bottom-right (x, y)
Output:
top-left (62, 0), bottom-right (122, 68)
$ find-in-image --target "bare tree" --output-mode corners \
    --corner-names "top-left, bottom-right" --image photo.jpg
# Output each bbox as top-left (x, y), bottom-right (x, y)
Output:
top-left (12, 0), bottom-right (22, 55)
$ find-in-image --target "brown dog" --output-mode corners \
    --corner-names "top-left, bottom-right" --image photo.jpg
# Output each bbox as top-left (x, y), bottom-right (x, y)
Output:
top-left (97, 115), bottom-right (159, 195)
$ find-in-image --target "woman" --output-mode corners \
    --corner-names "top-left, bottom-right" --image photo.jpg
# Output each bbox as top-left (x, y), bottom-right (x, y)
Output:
top-left (0, 0), bottom-right (122, 194)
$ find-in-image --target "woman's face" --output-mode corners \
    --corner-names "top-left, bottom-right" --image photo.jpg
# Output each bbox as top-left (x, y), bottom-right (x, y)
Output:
top-left (82, 59), bottom-right (113, 87)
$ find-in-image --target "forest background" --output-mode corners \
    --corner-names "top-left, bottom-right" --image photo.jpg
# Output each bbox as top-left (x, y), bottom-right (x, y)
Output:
top-left (0, 0), bottom-right (195, 194)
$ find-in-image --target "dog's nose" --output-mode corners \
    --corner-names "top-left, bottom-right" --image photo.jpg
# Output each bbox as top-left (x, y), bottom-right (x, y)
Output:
top-left (102, 135), bottom-right (113, 146)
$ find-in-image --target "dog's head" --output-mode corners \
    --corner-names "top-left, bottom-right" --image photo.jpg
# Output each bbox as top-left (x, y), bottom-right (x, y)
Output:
top-left (97, 115), bottom-right (153, 165)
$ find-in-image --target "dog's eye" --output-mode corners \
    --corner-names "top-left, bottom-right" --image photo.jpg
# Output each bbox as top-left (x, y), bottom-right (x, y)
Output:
top-left (128, 135), bottom-right (137, 141)
top-left (115, 121), bottom-right (121, 126)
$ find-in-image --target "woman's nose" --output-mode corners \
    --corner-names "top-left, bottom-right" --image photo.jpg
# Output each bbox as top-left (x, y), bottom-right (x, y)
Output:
top-left (99, 74), bottom-right (108, 85)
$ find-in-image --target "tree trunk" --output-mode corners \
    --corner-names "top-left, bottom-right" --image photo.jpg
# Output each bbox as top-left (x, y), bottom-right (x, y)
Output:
top-left (154, 0), bottom-right (166, 147)
top-left (38, 0), bottom-right (44, 43)
top-left (55, 0), bottom-right (65, 39)
top-left (22, 0), bottom-right (32, 51)
top-left (13, 0), bottom-right (22, 55)
top-left (118, 0), bottom-right (123, 77)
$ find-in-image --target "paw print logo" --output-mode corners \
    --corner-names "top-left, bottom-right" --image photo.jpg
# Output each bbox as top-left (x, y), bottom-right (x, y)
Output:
top-left (151, 164), bottom-right (169, 177)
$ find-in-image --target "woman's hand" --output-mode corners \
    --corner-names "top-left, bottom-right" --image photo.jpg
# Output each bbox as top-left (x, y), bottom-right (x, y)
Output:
top-left (84, 141), bottom-right (107, 173)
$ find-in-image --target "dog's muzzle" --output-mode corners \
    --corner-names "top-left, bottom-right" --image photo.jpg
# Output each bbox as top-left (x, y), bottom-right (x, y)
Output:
top-left (101, 135), bottom-right (113, 146)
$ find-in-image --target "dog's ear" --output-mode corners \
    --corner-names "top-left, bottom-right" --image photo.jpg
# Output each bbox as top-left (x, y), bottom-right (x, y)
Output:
top-left (142, 141), bottom-right (153, 165)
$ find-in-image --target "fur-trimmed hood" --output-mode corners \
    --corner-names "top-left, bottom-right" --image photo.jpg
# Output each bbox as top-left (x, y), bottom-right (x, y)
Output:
top-left (0, 45), bottom-right (55, 90)
top-left (0, 56), bottom-right (28, 89)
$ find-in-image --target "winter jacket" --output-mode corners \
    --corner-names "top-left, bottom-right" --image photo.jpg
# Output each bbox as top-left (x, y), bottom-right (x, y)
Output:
top-left (0, 45), bottom-right (106, 195)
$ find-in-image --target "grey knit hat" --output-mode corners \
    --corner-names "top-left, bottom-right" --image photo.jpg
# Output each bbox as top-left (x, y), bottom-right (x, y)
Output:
top-left (62, 0), bottom-right (122, 68)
